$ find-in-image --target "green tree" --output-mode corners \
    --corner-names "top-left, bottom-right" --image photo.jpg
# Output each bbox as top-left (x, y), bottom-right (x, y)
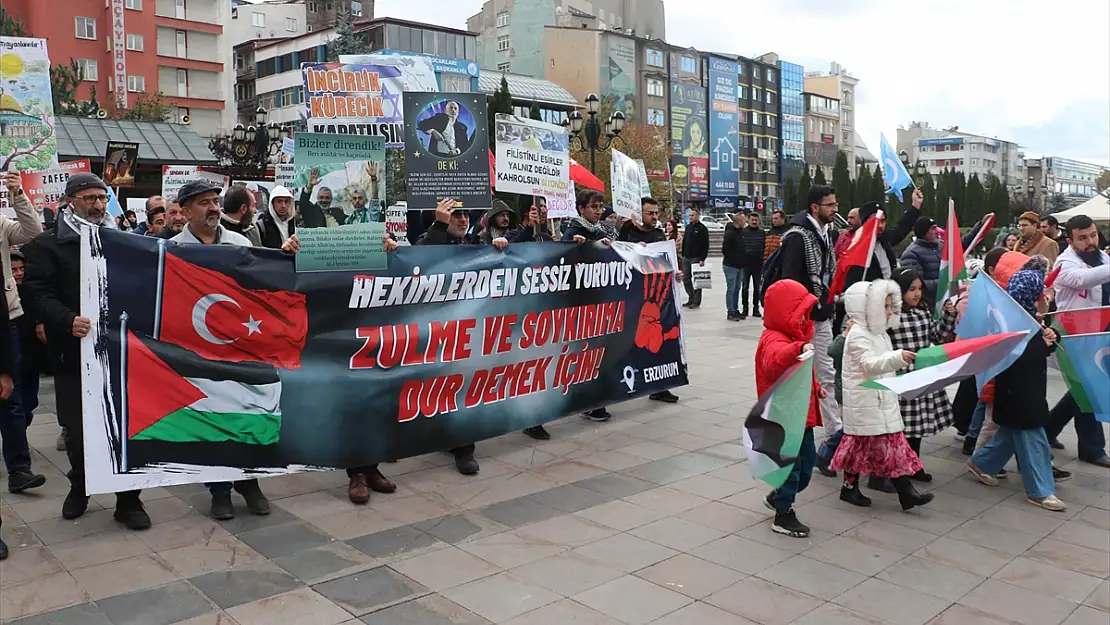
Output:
top-left (965, 173), bottom-right (985, 223)
top-left (1097, 170), bottom-right (1110, 193)
top-left (813, 166), bottom-right (827, 186)
top-left (797, 168), bottom-right (812, 214)
top-left (385, 148), bottom-right (406, 204)
top-left (326, 5), bottom-right (370, 61)
top-left (936, 167), bottom-right (951, 219)
top-left (852, 164), bottom-right (868, 208)
top-left (921, 172), bottom-right (936, 217)
top-left (870, 164), bottom-right (885, 204)
top-left (832, 151), bottom-right (853, 210)
top-left (111, 91), bottom-right (172, 122)
top-left (0, 3), bottom-right (27, 35)
top-left (488, 75), bottom-right (514, 150)
top-left (528, 100), bottom-right (542, 121)
top-left (783, 176), bottom-right (797, 216)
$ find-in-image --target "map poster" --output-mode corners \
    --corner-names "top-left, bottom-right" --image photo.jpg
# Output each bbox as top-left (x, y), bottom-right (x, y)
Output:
top-left (403, 92), bottom-right (491, 210)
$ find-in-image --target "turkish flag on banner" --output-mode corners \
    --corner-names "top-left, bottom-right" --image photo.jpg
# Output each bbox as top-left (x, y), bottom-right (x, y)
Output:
top-left (159, 253), bottom-right (309, 369)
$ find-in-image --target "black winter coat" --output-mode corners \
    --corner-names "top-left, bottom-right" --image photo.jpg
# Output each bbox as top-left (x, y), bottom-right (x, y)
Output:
top-left (739, 226), bottom-right (766, 267)
top-left (721, 225), bottom-right (744, 269)
top-left (257, 210), bottom-right (294, 249)
top-left (682, 221), bottom-right (709, 260)
top-left (21, 220), bottom-right (82, 375)
top-left (778, 212), bottom-right (835, 321)
top-left (618, 221), bottom-right (666, 244)
top-left (416, 221), bottom-right (479, 245)
top-left (901, 226), bottom-right (983, 305)
top-left (993, 336), bottom-right (1054, 430)
top-left (842, 206), bottom-right (919, 291)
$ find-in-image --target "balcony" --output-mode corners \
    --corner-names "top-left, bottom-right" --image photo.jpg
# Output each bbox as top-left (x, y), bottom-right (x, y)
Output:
top-left (237, 65), bottom-right (256, 81)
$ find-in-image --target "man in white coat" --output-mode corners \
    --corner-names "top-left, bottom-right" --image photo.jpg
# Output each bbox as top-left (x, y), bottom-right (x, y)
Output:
top-left (1044, 214), bottom-right (1110, 467)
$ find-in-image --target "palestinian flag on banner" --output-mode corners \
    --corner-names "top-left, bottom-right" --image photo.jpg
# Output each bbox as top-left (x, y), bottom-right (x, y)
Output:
top-left (936, 199), bottom-right (965, 318)
top-left (1047, 306), bottom-right (1110, 413)
top-left (127, 330), bottom-right (283, 444)
top-left (861, 331), bottom-right (1031, 400)
top-left (743, 352), bottom-right (813, 489)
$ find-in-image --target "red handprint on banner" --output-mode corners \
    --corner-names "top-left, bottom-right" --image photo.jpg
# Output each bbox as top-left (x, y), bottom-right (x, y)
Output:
top-left (635, 258), bottom-right (681, 354)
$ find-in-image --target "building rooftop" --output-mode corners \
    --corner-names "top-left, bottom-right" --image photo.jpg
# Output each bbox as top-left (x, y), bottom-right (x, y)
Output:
top-left (56, 117), bottom-right (218, 164)
top-left (479, 72), bottom-right (579, 109)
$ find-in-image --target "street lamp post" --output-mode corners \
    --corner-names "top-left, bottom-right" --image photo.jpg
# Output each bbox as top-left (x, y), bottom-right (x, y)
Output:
top-left (563, 93), bottom-right (626, 174)
top-left (210, 106), bottom-right (290, 178)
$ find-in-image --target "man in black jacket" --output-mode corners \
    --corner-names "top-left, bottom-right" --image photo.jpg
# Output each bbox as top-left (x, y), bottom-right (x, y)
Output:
top-left (507, 200), bottom-right (555, 242)
top-left (257, 186), bottom-right (296, 249)
top-left (721, 212), bottom-right (745, 321)
top-left (681, 209), bottom-right (710, 308)
top-left (778, 185), bottom-right (839, 439)
top-left (22, 173), bottom-right (152, 530)
top-left (220, 186), bottom-right (262, 246)
top-left (0, 293), bottom-right (11, 559)
top-left (740, 212), bottom-right (767, 318)
top-left (154, 199), bottom-right (188, 239)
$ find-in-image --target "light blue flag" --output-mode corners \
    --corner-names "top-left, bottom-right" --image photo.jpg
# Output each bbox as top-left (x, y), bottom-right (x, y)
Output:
top-left (954, 275), bottom-right (1041, 393)
top-left (1058, 333), bottom-right (1110, 423)
top-left (105, 185), bottom-right (124, 218)
top-left (879, 133), bottom-right (913, 203)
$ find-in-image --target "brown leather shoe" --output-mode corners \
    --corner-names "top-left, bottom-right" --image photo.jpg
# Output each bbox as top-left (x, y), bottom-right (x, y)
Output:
top-left (348, 474), bottom-right (370, 504)
top-left (367, 469), bottom-right (396, 494)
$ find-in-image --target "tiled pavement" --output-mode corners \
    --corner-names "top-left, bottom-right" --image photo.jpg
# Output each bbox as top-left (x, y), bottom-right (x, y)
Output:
top-left (2, 295), bottom-right (1108, 625)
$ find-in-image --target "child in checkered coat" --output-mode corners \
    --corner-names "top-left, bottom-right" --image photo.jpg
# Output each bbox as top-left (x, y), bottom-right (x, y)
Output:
top-left (888, 267), bottom-right (958, 482)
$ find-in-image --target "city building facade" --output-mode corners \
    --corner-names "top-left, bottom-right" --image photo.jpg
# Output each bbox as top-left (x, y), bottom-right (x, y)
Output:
top-left (803, 90), bottom-right (839, 180)
top-left (804, 63), bottom-right (857, 176)
top-left (743, 53), bottom-right (781, 206)
top-left (227, 0), bottom-right (306, 129)
top-left (1044, 156), bottom-right (1107, 199)
top-left (898, 121), bottom-right (1025, 191)
top-left (777, 59), bottom-right (805, 190)
top-left (304, 0), bottom-right (369, 34)
top-left (468, 0), bottom-right (664, 78)
top-left (6, 0), bottom-right (228, 136)
top-left (252, 30), bottom-right (332, 128)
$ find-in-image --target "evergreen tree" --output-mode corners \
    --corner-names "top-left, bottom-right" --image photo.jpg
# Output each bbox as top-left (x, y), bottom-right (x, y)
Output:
top-left (832, 151), bottom-right (853, 211)
top-left (986, 174), bottom-right (1010, 217)
top-left (327, 5), bottom-right (370, 61)
top-left (489, 75), bottom-right (514, 149)
top-left (852, 164), bottom-right (868, 208)
top-left (783, 176), bottom-right (797, 216)
top-left (921, 172), bottom-right (937, 217)
top-left (936, 168), bottom-right (951, 219)
top-left (954, 171), bottom-right (967, 221)
top-left (966, 173), bottom-right (986, 222)
top-left (797, 168), bottom-right (812, 214)
top-left (870, 164), bottom-right (885, 204)
top-left (813, 166), bottom-right (827, 186)
top-left (529, 100), bottom-right (542, 120)
top-left (0, 3), bottom-right (27, 35)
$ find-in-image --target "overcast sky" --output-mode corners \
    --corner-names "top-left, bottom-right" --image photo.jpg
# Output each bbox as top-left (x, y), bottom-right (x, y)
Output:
top-left (374, 0), bottom-right (1108, 165)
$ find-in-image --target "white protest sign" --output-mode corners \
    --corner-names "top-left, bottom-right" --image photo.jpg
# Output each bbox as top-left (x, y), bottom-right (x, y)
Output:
top-left (161, 166), bottom-right (229, 202)
top-left (494, 114), bottom-right (571, 199)
top-left (610, 148), bottom-right (641, 220)
top-left (634, 159), bottom-right (652, 197)
top-left (386, 202), bottom-right (409, 245)
top-left (275, 164), bottom-right (295, 189)
top-left (126, 197), bottom-right (148, 224)
top-left (544, 181), bottom-right (577, 219)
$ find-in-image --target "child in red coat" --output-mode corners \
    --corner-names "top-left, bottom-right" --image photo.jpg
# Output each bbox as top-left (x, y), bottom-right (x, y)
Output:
top-left (755, 279), bottom-right (824, 538)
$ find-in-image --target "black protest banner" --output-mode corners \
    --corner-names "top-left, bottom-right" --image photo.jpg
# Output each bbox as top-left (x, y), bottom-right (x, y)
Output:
top-left (81, 228), bottom-right (688, 493)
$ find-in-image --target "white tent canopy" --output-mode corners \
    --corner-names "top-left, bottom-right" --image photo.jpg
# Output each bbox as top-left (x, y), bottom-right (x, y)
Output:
top-left (1054, 193), bottom-right (1110, 223)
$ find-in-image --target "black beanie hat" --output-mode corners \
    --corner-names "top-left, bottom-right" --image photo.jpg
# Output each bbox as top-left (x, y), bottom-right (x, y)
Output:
top-left (914, 216), bottom-right (937, 239)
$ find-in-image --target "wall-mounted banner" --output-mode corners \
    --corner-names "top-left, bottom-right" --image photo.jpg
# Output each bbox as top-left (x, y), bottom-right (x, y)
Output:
top-left (301, 62), bottom-right (429, 147)
top-left (103, 141), bottom-right (139, 187)
top-left (0, 36), bottom-right (59, 172)
top-left (707, 57), bottom-right (739, 198)
top-left (404, 92), bottom-right (491, 210)
top-left (110, 0), bottom-right (127, 109)
top-left (610, 147), bottom-right (641, 220)
top-left (161, 166), bottom-right (229, 202)
top-left (79, 229), bottom-right (688, 493)
top-left (494, 114), bottom-right (571, 199)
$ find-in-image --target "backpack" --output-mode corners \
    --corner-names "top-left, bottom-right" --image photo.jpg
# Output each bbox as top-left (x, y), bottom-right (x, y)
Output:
top-left (758, 230), bottom-right (799, 305)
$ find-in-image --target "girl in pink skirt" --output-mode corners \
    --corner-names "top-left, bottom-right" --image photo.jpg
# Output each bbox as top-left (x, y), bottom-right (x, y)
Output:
top-left (832, 280), bottom-right (935, 511)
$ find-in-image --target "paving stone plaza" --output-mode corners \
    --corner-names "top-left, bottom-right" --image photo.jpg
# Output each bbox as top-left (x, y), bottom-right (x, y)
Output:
top-left (1, 295), bottom-right (1108, 625)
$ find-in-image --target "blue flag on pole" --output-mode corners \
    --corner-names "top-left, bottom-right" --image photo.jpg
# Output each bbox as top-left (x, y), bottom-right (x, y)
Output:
top-left (879, 134), bottom-right (913, 203)
top-left (106, 186), bottom-right (124, 218)
top-left (955, 275), bottom-right (1041, 393)
top-left (1058, 333), bottom-right (1110, 423)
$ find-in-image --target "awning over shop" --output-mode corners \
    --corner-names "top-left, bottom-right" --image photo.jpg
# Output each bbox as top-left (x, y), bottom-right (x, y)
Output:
top-left (56, 116), bottom-right (219, 165)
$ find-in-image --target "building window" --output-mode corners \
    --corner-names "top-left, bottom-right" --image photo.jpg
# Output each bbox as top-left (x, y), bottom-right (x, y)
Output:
top-left (766, 68), bottom-right (775, 82)
top-left (308, 2), bottom-right (318, 11)
top-left (738, 110), bottom-right (747, 123)
top-left (176, 69), bottom-right (188, 97)
top-left (307, 24), bottom-right (313, 32)
top-left (738, 63), bottom-right (746, 75)
top-left (127, 75), bottom-right (145, 92)
top-left (176, 30), bottom-right (187, 56)
top-left (496, 11), bottom-right (510, 27)
top-left (74, 17), bottom-right (96, 40)
top-left (497, 62), bottom-right (510, 71)
top-left (125, 0), bottom-right (142, 9)
top-left (753, 112), bottom-right (761, 125)
top-left (646, 78), bottom-right (664, 97)
top-left (767, 116), bottom-right (776, 128)
top-left (766, 91), bottom-right (773, 104)
top-left (286, 17), bottom-right (297, 31)
top-left (77, 59), bottom-right (98, 81)
top-left (681, 56), bottom-right (697, 73)
top-left (351, 1), bottom-right (362, 16)
top-left (645, 49), bottom-right (664, 67)
top-left (174, 0), bottom-right (185, 18)
top-left (126, 33), bottom-right (144, 51)
top-left (751, 87), bottom-right (761, 102)
top-left (647, 108), bottom-right (665, 126)
top-left (497, 35), bottom-right (509, 51)
top-left (737, 85), bottom-right (745, 100)
top-left (252, 12), bottom-right (265, 27)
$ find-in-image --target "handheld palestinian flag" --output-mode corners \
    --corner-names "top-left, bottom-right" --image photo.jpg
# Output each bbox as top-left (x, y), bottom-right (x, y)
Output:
top-left (963, 212), bottom-right (995, 261)
top-left (1047, 307), bottom-right (1110, 414)
top-left (743, 351), bottom-right (813, 489)
top-left (936, 199), bottom-right (965, 318)
top-left (861, 331), bottom-right (1031, 400)
top-left (1057, 332), bottom-right (1110, 423)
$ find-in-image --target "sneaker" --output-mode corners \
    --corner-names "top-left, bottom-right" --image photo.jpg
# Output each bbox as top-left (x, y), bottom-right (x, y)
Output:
top-left (583, 408), bottom-right (611, 422)
top-left (234, 480), bottom-right (271, 516)
top-left (523, 425), bottom-right (551, 440)
top-left (763, 490), bottom-right (776, 512)
top-left (649, 390), bottom-right (679, 403)
top-left (738, 311), bottom-right (748, 320)
top-left (1052, 467), bottom-right (1072, 482)
top-left (995, 469), bottom-right (1008, 479)
top-left (114, 500), bottom-right (151, 530)
top-left (954, 431), bottom-right (967, 441)
top-left (61, 491), bottom-right (89, 520)
top-left (753, 309), bottom-right (762, 318)
top-left (8, 470), bottom-right (46, 493)
top-left (772, 510), bottom-right (810, 538)
top-left (966, 460), bottom-right (999, 486)
top-left (1028, 494), bottom-right (1067, 512)
top-left (726, 312), bottom-right (740, 321)
top-left (455, 454), bottom-right (480, 476)
top-left (56, 428), bottom-right (67, 452)
top-left (210, 491), bottom-right (235, 520)
top-left (1049, 439), bottom-right (1065, 451)
top-left (961, 437), bottom-right (976, 456)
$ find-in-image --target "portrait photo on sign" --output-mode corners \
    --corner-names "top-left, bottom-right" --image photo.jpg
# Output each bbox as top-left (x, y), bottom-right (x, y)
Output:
top-left (414, 98), bottom-right (478, 158)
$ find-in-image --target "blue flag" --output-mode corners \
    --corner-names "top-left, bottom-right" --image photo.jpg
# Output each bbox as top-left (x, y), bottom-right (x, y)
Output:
top-left (106, 185), bottom-right (124, 218)
top-left (879, 134), bottom-right (913, 203)
top-left (1058, 333), bottom-right (1110, 423)
top-left (955, 275), bottom-right (1040, 393)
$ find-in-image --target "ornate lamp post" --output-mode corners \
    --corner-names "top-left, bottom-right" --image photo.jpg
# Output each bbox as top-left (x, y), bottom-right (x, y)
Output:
top-left (563, 93), bottom-right (625, 174)
top-left (210, 106), bottom-right (290, 178)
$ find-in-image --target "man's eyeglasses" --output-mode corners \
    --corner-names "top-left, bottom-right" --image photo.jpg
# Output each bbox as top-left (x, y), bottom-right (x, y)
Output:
top-left (75, 194), bottom-right (109, 204)
top-left (820, 202), bottom-right (840, 208)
